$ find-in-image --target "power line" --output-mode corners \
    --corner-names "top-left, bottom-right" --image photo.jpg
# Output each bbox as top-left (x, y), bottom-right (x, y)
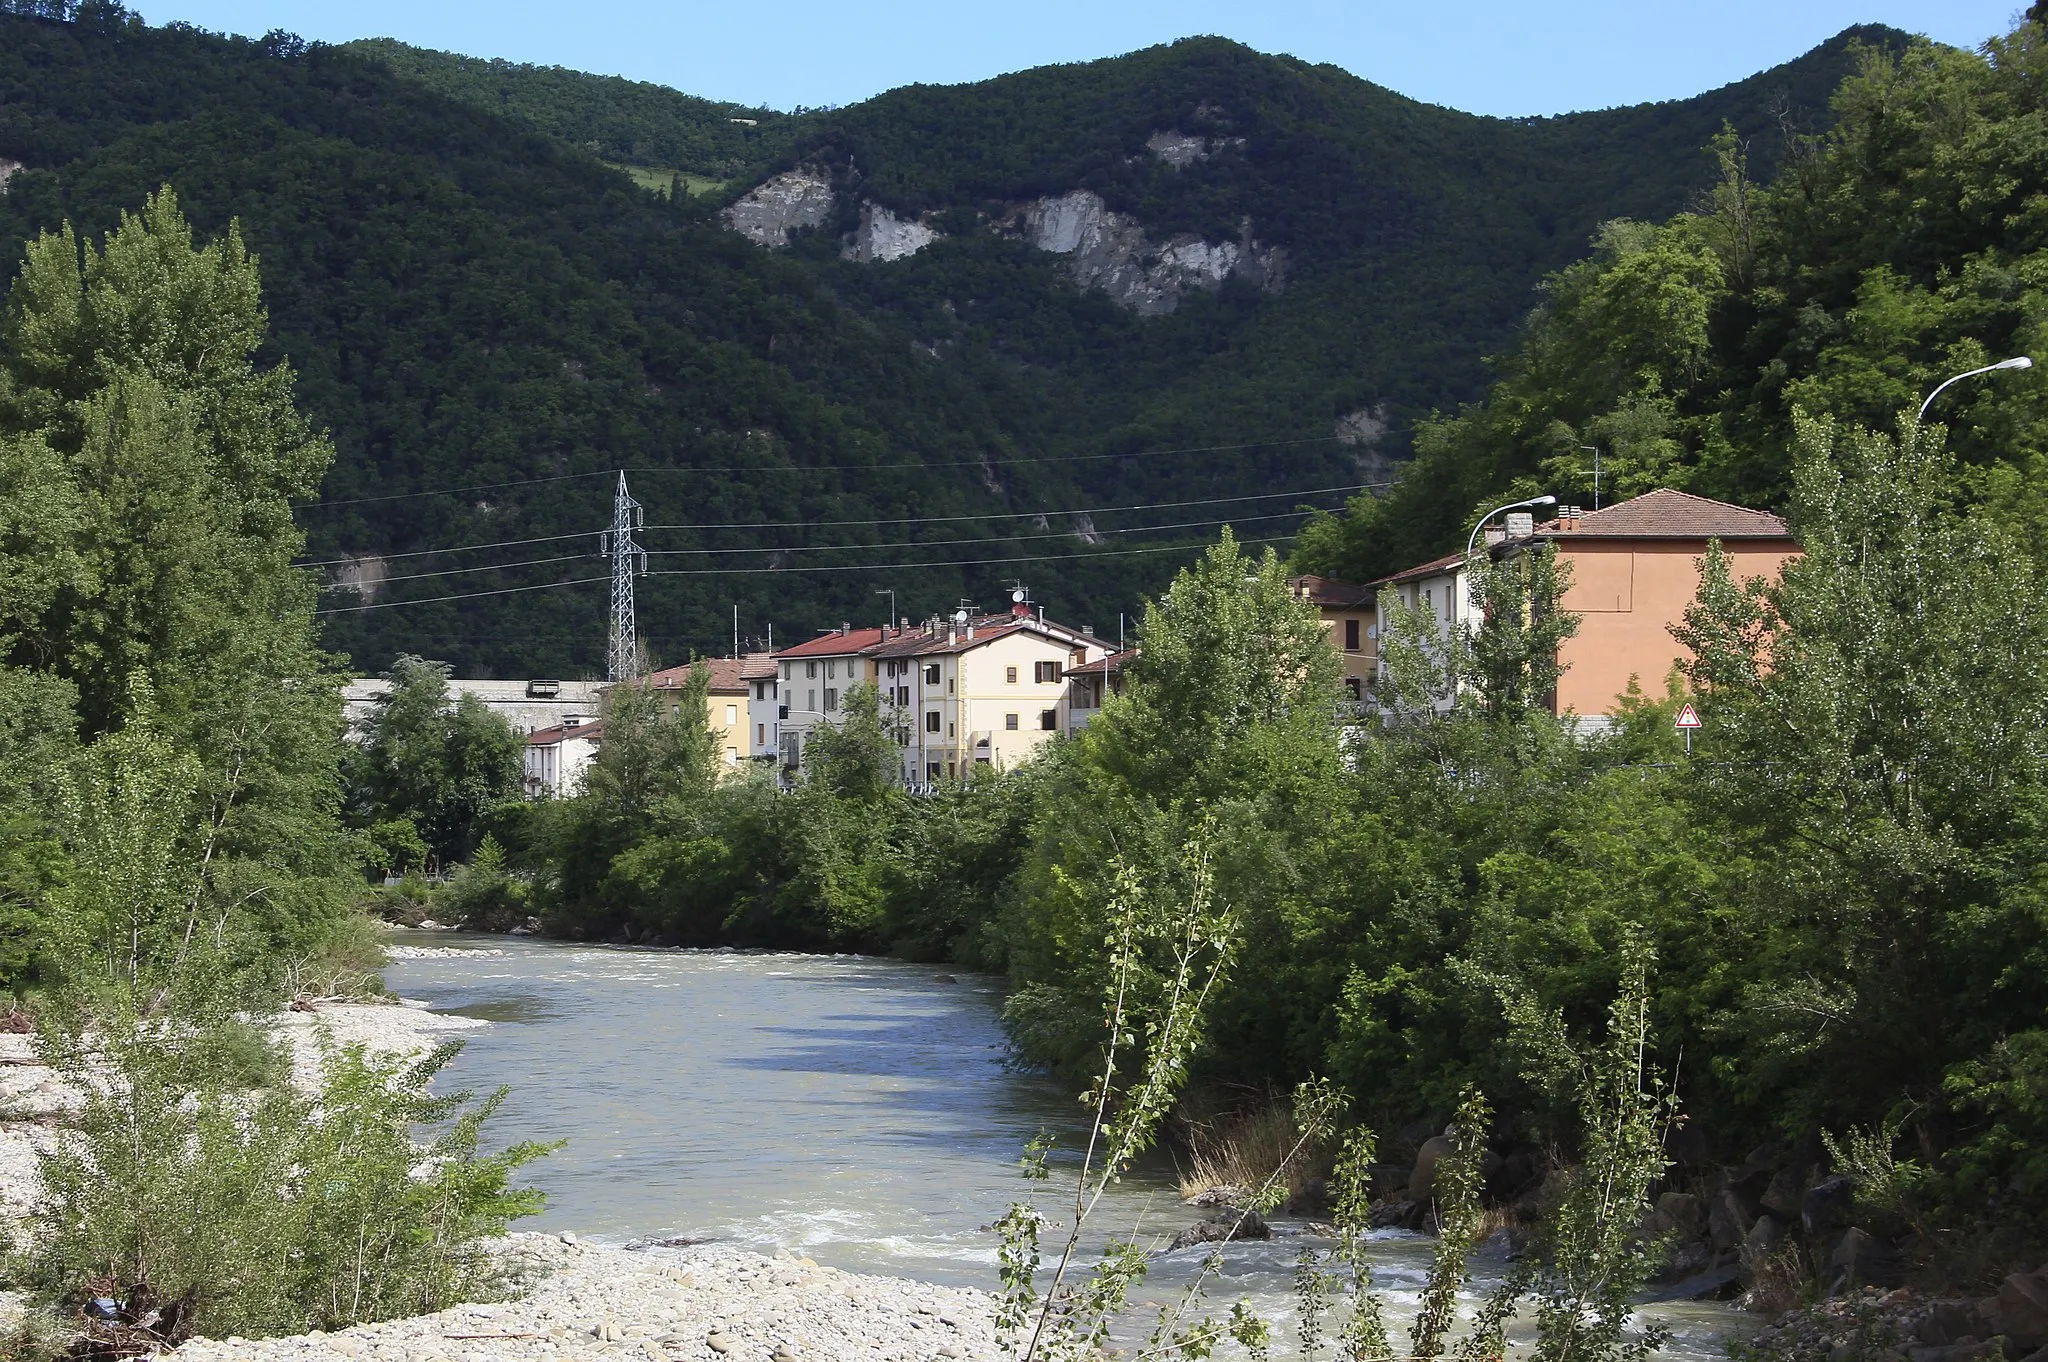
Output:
top-left (328, 508), bottom-right (1328, 590)
top-left (639, 482), bottom-right (1378, 531)
top-left (314, 536), bottom-right (1288, 615)
top-left (313, 574), bottom-right (613, 616)
top-left (289, 434), bottom-right (1359, 511)
top-left (295, 481), bottom-right (1383, 567)
top-left (646, 537), bottom-right (1292, 578)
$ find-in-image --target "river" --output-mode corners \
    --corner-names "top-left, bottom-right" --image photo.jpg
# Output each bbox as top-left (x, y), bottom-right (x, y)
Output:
top-left (384, 934), bottom-right (1751, 1359)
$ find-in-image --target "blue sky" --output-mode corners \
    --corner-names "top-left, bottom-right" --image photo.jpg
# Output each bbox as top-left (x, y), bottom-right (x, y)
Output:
top-left (142, 0), bottom-right (2018, 116)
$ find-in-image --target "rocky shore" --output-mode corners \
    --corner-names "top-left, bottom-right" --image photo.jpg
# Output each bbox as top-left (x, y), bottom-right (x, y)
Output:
top-left (171, 1236), bottom-right (1001, 1362)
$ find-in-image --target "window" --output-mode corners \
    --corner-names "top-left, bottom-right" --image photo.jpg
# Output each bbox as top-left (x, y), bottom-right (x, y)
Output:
top-left (826, 660), bottom-right (836, 680)
top-left (807, 689), bottom-right (816, 712)
top-left (924, 664), bottom-right (941, 684)
top-left (948, 679), bottom-right (955, 694)
top-left (925, 710), bottom-right (940, 733)
top-left (1006, 666), bottom-right (1018, 684)
top-left (947, 761), bottom-right (956, 779)
top-left (725, 704), bottom-right (738, 726)
top-left (898, 685), bottom-right (911, 705)
top-left (948, 722), bottom-right (955, 738)
top-left (725, 747), bottom-right (738, 766)
top-left (824, 688), bottom-right (839, 712)
top-left (1345, 618), bottom-right (1360, 651)
top-left (926, 762), bottom-right (941, 780)
top-left (782, 662), bottom-right (793, 681)
top-left (1040, 709), bottom-right (1057, 731)
top-left (757, 723), bottom-right (765, 746)
top-left (1035, 660), bottom-right (1062, 683)
top-left (1345, 677), bottom-right (1362, 700)
top-left (1005, 713), bottom-right (1019, 730)
top-left (806, 661), bottom-right (818, 679)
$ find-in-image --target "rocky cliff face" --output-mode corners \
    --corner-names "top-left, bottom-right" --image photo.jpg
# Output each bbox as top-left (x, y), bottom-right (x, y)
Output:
top-left (719, 131), bottom-right (1285, 316)
top-left (720, 168), bottom-right (835, 247)
top-left (842, 201), bottom-right (937, 263)
top-left (0, 158), bottom-right (21, 193)
top-left (1012, 189), bottom-right (1282, 316)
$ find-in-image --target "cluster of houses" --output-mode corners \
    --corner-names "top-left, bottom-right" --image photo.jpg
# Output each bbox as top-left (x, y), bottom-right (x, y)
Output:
top-left (342, 488), bottom-right (1798, 798)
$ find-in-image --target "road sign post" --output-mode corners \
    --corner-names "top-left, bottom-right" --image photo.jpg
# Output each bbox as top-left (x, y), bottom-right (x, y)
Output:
top-left (1674, 701), bottom-right (1703, 756)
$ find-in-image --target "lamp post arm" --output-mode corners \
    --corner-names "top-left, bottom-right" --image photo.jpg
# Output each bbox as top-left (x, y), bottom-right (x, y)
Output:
top-left (1918, 357), bottom-right (2033, 422)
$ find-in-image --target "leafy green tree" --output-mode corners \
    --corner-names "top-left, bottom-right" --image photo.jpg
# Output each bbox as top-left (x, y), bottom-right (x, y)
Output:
top-left (345, 656), bottom-right (523, 866)
top-left (583, 661), bottom-right (720, 818)
top-left (803, 682), bottom-right (897, 802)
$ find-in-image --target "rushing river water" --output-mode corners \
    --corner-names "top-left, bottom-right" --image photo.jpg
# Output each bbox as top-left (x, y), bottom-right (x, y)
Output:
top-left (383, 934), bottom-right (1750, 1359)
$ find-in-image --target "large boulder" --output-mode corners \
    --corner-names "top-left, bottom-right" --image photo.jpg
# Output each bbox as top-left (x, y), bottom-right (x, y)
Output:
top-left (1803, 1175), bottom-right (1855, 1239)
top-left (1827, 1228), bottom-right (1903, 1291)
top-left (1408, 1135), bottom-right (1457, 1201)
top-left (1167, 1207), bottom-right (1271, 1252)
top-left (1996, 1270), bottom-right (2048, 1352)
top-left (1761, 1167), bottom-right (1807, 1219)
top-left (1652, 1192), bottom-right (1706, 1242)
top-left (1710, 1188), bottom-right (1758, 1251)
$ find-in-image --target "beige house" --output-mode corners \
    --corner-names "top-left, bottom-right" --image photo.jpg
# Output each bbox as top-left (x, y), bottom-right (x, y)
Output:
top-left (1290, 575), bottom-right (1377, 700)
top-left (644, 657), bottom-right (751, 769)
top-left (869, 612), bottom-right (1109, 783)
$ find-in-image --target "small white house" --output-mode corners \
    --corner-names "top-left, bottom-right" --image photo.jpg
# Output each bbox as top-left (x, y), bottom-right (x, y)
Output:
top-left (524, 719), bottom-right (603, 797)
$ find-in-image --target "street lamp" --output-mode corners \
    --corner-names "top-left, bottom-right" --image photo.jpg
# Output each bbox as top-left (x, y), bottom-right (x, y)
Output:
top-left (1918, 356), bottom-right (2033, 422)
top-left (1467, 495), bottom-right (1559, 558)
top-left (1461, 494), bottom-right (1558, 628)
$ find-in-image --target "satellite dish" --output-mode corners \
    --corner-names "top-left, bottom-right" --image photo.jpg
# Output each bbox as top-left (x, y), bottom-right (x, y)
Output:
top-left (1012, 588), bottom-right (1026, 604)
top-left (954, 609), bottom-right (970, 625)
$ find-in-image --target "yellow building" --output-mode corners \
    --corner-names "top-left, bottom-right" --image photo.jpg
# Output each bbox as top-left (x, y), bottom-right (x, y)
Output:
top-left (644, 657), bottom-right (750, 769)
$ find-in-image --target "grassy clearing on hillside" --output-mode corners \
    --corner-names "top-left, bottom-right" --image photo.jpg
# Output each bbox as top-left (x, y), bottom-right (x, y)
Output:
top-left (604, 162), bottom-right (724, 197)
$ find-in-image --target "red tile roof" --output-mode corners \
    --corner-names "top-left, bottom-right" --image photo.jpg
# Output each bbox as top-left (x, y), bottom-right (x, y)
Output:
top-left (868, 619), bottom-right (1034, 658)
top-left (1291, 574), bottom-right (1374, 609)
top-left (774, 626), bottom-right (893, 660)
top-left (526, 719), bottom-right (603, 746)
top-left (1069, 648), bottom-right (1136, 677)
top-left (643, 658), bottom-right (747, 692)
top-left (1370, 551), bottom-right (1467, 589)
top-left (1532, 489), bottom-right (1791, 541)
top-left (738, 651), bottom-right (777, 680)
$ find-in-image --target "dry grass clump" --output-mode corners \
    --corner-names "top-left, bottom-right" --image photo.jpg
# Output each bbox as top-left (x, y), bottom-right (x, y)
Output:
top-left (1176, 1103), bottom-right (1323, 1204)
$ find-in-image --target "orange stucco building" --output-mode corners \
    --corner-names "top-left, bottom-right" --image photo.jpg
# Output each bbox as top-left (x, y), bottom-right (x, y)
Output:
top-left (1500, 489), bottom-right (1798, 722)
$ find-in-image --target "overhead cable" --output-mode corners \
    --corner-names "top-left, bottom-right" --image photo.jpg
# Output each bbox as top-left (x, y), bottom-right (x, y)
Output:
top-left (290, 434), bottom-right (1357, 510)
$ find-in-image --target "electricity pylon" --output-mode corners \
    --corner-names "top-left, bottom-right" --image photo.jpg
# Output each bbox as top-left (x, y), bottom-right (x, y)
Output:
top-left (602, 472), bottom-right (645, 681)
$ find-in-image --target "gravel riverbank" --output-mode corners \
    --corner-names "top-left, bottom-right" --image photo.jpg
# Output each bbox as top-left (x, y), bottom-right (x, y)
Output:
top-left (172, 1235), bottom-right (1002, 1362)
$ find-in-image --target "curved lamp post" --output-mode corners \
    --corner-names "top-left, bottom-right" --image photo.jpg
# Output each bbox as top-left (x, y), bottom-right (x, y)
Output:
top-left (1460, 494), bottom-right (1557, 628)
top-left (1918, 356), bottom-right (2033, 423)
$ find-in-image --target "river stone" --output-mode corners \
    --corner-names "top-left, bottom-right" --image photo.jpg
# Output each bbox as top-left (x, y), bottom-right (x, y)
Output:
top-left (1999, 1270), bottom-right (2048, 1350)
top-left (707, 1332), bottom-right (735, 1353)
top-left (1408, 1135), bottom-right (1456, 1201)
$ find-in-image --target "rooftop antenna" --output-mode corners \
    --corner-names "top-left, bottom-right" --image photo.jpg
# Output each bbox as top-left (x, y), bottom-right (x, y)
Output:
top-left (603, 472), bottom-right (645, 681)
top-left (1579, 445), bottom-right (1602, 509)
top-left (732, 603), bottom-right (739, 659)
top-left (875, 588), bottom-right (896, 634)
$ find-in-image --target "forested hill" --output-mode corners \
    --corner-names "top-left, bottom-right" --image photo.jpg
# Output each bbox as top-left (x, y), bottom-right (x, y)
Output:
top-left (0, 6), bottom-right (1892, 677)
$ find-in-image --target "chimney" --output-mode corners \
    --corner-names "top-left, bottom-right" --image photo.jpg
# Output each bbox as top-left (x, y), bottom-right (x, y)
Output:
top-left (1484, 526), bottom-right (1507, 547)
top-left (1011, 598), bottom-right (1030, 619)
top-left (1505, 511), bottom-right (1534, 539)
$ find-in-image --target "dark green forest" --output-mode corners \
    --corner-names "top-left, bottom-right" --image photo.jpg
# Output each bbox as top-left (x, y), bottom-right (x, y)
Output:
top-left (0, 1), bottom-right (1893, 676)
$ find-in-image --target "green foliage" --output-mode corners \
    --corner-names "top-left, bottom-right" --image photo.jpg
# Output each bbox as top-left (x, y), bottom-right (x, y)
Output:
top-left (344, 656), bottom-right (524, 866)
top-left (341, 38), bottom-right (803, 182)
top-left (0, 9), bottom-right (1887, 674)
top-left (13, 1032), bottom-right (551, 1351)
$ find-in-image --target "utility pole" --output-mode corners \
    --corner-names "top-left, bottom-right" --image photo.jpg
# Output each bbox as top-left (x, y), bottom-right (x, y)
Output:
top-left (603, 472), bottom-right (645, 682)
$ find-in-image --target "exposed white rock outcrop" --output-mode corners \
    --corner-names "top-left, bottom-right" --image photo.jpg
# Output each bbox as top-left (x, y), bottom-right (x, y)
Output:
top-left (721, 168), bottom-right (836, 248)
top-left (1018, 189), bottom-right (1283, 316)
top-left (842, 201), bottom-right (937, 263)
top-left (1146, 130), bottom-right (1209, 167)
top-left (1145, 130), bottom-right (1246, 168)
top-left (1336, 405), bottom-right (1388, 448)
top-left (719, 160), bottom-right (1283, 315)
top-left (0, 159), bottom-right (21, 193)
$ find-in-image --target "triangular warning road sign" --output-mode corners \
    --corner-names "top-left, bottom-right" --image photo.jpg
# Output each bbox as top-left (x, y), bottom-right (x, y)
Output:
top-left (1674, 702), bottom-right (1703, 730)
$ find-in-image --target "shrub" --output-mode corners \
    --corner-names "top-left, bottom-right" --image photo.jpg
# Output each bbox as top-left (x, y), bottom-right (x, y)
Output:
top-left (8, 1031), bottom-right (552, 1354)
